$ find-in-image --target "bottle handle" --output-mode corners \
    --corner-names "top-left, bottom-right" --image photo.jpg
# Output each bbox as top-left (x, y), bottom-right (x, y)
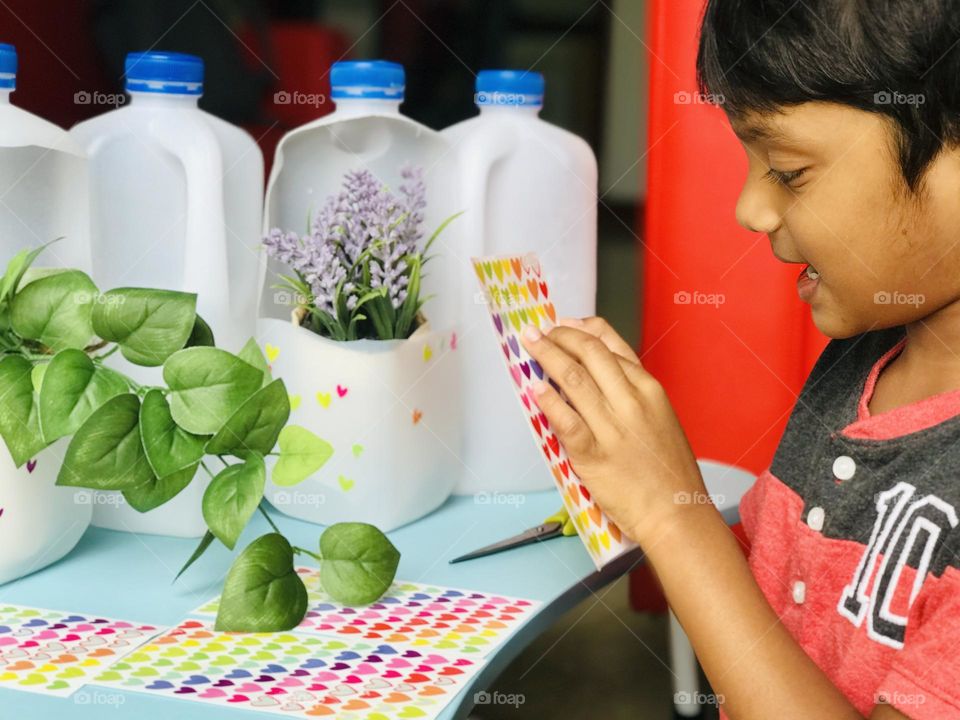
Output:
top-left (147, 115), bottom-right (231, 336)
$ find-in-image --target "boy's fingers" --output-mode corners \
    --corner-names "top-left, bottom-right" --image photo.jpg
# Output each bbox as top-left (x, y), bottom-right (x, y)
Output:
top-left (520, 325), bottom-right (615, 436)
top-left (530, 377), bottom-right (595, 456)
top-left (558, 316), bottom-right (641, 364)
top-left (540, 325), bottom-right (637, 418)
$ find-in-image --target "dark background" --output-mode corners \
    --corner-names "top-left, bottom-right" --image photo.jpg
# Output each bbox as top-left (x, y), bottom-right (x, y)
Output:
top-left (1, 0), bottom-right (631, 192)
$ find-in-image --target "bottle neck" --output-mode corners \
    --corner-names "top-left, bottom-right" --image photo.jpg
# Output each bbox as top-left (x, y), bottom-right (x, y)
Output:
top-left (477, 103), bottom-right (542, 118)
top-left (332, 97), bottom-right (402, 117)
top-left (127, 90), bottom-right (200, 108)
top-left (0, 88), bottom-right (11, 104)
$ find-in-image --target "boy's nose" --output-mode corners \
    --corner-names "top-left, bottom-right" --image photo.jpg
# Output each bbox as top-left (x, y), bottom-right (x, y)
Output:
top-left (735, 188), bottom-right (782, 234)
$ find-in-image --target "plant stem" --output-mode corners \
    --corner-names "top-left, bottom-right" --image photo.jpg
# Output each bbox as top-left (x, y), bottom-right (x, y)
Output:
top-left (94, 345), bottom-right (120, 361)
top-left (292, 546), bottom-right (323, 563)
top-left (258, 502), bottom-right (281, 534)
top-left (83, 339), bottom-right (109, 354)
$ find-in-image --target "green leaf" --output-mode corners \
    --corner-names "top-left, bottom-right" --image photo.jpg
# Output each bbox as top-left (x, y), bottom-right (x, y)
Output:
top-left (204, 379), bottom-right (290, 457)
top-left (174, 530), bottom-right (216, 582)
top-left (423, 210), bottom-right (463, 256)
top-left (215, 533), bottom-right (308, 631)
top-left (202, 454), bottom-right (266, 549)
top-left (237, 338), bottom-right (272, 387)
top-left (30, 363), bottom-right (46, 394)
top-left (185, 314), bottom-right (215, 348)
top-left (56, 393), bottom-right (155, 490)
top-left (163, 347), bottom-right (263, 435)
top-left (9, 270), bottom-right (97, 351)
top-left (0, 241), bottom-right (56, 302)
top-left (138, 389), bottom-right (208, 478)
top-left (38, 349), bottom-right (128, 442)
top-left (319, 522), bottom-right (400, 605)
top-left (91, 288), bottom-right (197, 367)
top-left (271, 425), bottom-right (334, 487)
top-left (0, 355), bottom-right (47, 466)
top-left (123, 462), bottom-right (197, 512)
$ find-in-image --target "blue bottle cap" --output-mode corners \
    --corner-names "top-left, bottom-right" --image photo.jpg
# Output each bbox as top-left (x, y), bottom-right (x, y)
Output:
top-left (475, 70), bottom-right (544, 107)
top-left (125, 51), bottom-right (204, 95)
top-left (330, 60), bottom-right (405, 101)
top-left (0, 43), bottom-right (17, 90)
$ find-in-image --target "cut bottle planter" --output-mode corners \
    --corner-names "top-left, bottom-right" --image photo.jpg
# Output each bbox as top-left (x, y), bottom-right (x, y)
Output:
top-left (259, 317), bottom-right (462, 531)
top-left (0, 439), bottom-right (91, 585)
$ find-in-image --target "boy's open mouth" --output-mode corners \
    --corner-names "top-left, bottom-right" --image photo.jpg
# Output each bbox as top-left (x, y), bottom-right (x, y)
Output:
top-left (797, 263), bottom-right (821, 302)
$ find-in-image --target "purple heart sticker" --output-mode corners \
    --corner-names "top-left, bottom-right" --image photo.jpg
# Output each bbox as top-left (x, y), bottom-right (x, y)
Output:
top-left (530, 359), bottom-right (544, 379)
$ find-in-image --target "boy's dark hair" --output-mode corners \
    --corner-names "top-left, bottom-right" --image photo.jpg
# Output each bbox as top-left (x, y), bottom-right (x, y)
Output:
top-left (696, 0), bottom-right (960, 191)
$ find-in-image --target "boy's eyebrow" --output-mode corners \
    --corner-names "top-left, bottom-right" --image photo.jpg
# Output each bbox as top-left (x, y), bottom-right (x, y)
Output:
top-left (730, 120), bottom-right (792, 144)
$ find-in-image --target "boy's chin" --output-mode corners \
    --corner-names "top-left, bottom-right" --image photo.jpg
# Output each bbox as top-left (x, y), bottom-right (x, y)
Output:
top-left (809, 304), bottom-right (867, 340)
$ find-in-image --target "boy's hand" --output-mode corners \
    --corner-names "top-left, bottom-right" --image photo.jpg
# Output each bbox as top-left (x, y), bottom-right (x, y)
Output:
top-left (520, 316), bottom-right (712, 547)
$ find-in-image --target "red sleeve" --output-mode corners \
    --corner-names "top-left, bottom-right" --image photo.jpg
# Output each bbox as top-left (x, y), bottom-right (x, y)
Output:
top-left (737, 468), bottom-right (767, 546)
top-left (876, 565), bottom-right (960, 718)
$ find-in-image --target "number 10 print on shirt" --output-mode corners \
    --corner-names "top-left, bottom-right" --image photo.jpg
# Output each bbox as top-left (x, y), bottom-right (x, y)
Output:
top-left (838, 481), bottom-right (958, 649)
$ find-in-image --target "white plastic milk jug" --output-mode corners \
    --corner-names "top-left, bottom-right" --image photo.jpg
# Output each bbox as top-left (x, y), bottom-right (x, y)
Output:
top-left (259, 60), bottom-right (462, 527)
top-left (70, 51), bottom-right (264, 537)
top-left (0, 43), bottom-right (92, 585)
top-left (442, 70), bottom-right (598, 494)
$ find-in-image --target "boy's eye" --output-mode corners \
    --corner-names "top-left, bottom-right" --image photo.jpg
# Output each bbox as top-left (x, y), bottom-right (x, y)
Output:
top-left (764, 167), bottom-right (807, 188)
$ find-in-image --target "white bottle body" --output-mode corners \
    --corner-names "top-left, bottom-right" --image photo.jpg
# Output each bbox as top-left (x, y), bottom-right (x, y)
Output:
top-left (442, 106), bottom-right (598, 493)
top-left (0, 90), bottom-right (91, 272)
top-left (70, 92), bottom-right (264, 537)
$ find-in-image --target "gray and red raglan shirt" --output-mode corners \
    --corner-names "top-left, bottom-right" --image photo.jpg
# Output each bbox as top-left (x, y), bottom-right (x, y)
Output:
top-left (727, 326), bottom-right (960, 719)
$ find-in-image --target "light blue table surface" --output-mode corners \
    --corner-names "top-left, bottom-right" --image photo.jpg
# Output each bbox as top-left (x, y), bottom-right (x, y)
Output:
top-left (0, 465), bottom-right (749, 720)
top-left (0, 491), bottom-right (643, 720)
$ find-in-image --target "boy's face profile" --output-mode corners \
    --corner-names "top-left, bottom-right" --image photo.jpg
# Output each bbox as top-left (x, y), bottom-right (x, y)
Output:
top-left (730, 101), bottom-right (960, 340)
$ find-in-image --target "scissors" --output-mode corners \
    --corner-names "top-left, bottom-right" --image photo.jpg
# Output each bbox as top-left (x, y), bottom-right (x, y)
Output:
top-left (448, 508), bottom-right (577, 564)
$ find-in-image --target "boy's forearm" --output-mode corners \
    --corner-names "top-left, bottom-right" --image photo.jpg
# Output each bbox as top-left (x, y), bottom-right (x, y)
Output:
top-left (642, 506), bottom-right (863, 720)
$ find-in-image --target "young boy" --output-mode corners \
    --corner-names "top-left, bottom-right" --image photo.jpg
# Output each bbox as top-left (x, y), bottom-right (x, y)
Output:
top-left (520, 1), bottom-right (960, 718)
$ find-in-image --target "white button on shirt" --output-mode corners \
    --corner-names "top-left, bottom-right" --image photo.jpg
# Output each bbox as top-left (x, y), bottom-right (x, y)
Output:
top-left (807, 506), bottom-right (825, 532)
top-left (833, 455), bottom-right (856, 481)
top-left (792, 580), bottom-right (806, 604)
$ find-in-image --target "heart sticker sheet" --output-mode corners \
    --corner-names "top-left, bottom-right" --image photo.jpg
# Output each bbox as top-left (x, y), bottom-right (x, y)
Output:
top-left (93, 619), bottom-right (484, 719)
top-left (0, 603), bottom-right (164, 696)
top-left (192, 568), bottom-right (541, 658)
top-left (471, 253), bottom-right (638, 569)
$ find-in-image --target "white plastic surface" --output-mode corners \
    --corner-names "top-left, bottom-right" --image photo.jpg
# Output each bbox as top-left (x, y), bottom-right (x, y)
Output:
top-left (442, 103), bottom-right (598, 493)
top-left (70, 91), bottom-right (264, 537)
top-left (0, 439), bottom-right (91, 586)
top-left (0, 89), bottom-right (91, 272)
top-left (259, 318), bottom-right (461, 531)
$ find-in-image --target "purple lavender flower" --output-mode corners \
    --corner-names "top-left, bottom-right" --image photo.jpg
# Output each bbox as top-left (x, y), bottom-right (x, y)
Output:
top-left (263, 165), bottom-right (434, 339)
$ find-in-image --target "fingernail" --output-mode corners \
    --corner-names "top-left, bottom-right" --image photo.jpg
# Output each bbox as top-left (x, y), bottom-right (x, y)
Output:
top-left (532, 380), bottom-right (549, 395)
top-left (523, 325), bottom-right (542, 342)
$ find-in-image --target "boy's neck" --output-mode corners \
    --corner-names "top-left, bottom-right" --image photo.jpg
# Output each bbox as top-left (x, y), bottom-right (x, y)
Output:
top-left (885, 297), bottom-right (960, 396)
